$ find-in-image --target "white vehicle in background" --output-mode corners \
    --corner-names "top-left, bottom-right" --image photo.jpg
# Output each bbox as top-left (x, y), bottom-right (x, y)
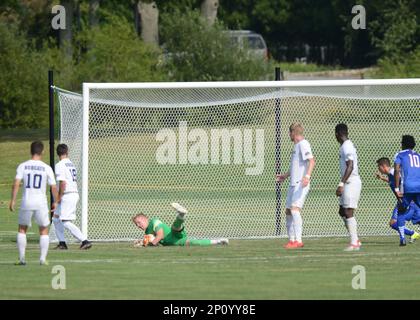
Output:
top-left (225, 30), bottom-right (270, 61)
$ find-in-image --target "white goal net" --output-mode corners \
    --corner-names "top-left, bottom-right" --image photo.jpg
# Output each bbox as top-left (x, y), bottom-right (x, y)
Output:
top-left (52, 80), bottom-right (420, 241)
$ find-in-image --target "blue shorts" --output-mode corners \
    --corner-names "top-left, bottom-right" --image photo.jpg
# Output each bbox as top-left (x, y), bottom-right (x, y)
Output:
top-left (401, 193), bottom-right (420, 209)
top-left (393, 201), bottom-right (420, 224)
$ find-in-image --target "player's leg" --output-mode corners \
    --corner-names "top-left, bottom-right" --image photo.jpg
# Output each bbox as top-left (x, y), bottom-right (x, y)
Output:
top-left (171, 202), bottom-right (187, 231)
top-left (284, 187), bottom-right (296, 248)
top-left (389, 204), bottom-right (417, 240)
top-left (61, 220), bottom-right (92, 249)
top-left (52, 212), bottom-right (68, 249)
top-left (60, 194), bottom-right (91, 250)
top-left (186, 238), bottom-right (229, 246)
top-left (39, 226), bottom-right (50, 265)
top-left (34, 208), bottom-right (51, 265)
top-left (341, 179), bottom-right (361, 251)
top-left (16, 224), bottom-right (28, 265)
top-left (289, 185), bottom-right (309, 248)
top-left (16, 209), bottom-right (33, 265)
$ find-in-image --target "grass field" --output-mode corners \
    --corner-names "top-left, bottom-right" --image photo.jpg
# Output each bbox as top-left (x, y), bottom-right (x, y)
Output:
top-left (1, 104), bottom-right (419, 300)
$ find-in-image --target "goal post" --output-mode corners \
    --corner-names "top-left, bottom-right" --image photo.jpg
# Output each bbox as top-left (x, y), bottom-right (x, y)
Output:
top-left (52, 79), bottom-right (420, 242)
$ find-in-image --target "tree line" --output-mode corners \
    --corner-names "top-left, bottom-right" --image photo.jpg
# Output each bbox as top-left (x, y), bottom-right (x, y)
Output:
top-left (0, 0), bottom-right (418, 128)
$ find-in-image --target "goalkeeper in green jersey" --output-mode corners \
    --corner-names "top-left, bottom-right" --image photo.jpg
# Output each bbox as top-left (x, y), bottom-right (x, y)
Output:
top-left (132, 203), bottom-right (229, 247)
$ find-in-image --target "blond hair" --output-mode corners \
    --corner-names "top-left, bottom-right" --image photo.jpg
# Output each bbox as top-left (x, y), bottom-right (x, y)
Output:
top-left (289, 123), bottom-right (304, 135)
top-left (132, 213), bottom-right (147, 223)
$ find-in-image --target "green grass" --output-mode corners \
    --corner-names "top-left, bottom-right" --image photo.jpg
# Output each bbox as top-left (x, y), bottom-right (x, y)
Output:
top-left (0, 237), bottom-right (420, 299)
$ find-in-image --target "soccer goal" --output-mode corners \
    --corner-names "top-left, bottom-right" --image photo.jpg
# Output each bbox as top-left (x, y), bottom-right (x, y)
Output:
top-left (52, 79), bottom-right (420, 242)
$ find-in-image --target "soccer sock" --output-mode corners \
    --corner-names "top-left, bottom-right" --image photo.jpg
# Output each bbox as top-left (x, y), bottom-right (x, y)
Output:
top-left (39, 235), bottom-right (49, 262)
top-left (188, 239), bottom-right (212, 246)
top-left (17, 233), bottom-right (27, 262)
top-left (52, 217), bottom-right (66, 242)
top-left (291, 210), bottom-right (303, 243)
top-left (62, 221), bottom-right (87, 242)
top-left (390, 222), bottom-right (414, 236)
top-left (396, 215), bottom-right (406, 241)
top-left (286, 215), bottom-right (295, 242)
top-left (346, 217), bottom-right (359, 245)
top-left (341, 216), bottom-right (349, 231)
top-left (172, 215), bottom-right (185, 230)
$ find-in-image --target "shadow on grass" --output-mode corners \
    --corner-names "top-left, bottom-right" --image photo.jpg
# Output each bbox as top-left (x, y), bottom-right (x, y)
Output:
top-left (0, 129), bottom-right (54, 143)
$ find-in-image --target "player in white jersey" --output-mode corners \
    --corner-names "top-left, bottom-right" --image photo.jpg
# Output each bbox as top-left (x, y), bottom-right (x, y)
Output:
top-left (9, 141), bottom-right (59, 265)
top-left (276, 123), bottom-right (315, 249)
top-left (52, 144), bottom-right (92, 250)
top-left (335, 123), bottom-right (362, 251)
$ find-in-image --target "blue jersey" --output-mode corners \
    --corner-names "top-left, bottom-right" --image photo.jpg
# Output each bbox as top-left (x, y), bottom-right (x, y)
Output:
top-left (395, 149), bottom-right (420, 193)
top-left (387, 168), bottom-right (396, 192)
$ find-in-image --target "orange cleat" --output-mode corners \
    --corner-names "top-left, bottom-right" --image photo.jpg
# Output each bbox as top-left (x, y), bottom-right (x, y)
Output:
top-left (283, 241), bottom-right (298, 249)
top-left (295, 241), bottom-right (304, 248)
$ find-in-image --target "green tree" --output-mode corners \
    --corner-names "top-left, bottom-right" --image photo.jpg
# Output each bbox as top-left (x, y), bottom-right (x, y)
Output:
top-left (160, 9), bottom-right (272, 81)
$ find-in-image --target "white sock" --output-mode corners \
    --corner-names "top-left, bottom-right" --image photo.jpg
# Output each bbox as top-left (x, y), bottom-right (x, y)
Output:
top-left (17, 233), bottom-right (27, 262)
top-left (62, 221), bottom-right (86, 242)
top-left (53, 217), bottom-right (66, 242)
top-left (346, 217), bottom-right (359, 245)
top-left (286, 215), bottom-right (295, 242)
top-left (291, 210), bottom-right (303, 243)
top-left (39, 235), bottom-right (49, 262)
top-left (341, 216), bottom-right (349, 231)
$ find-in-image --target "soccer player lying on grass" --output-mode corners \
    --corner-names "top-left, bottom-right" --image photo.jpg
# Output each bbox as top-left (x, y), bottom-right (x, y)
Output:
top-left (394, 135), bottom-right (420, 246)
top-left (376, 157), bottom-right (420, 243)
top-left (132, 203), bottom-right (229, 247)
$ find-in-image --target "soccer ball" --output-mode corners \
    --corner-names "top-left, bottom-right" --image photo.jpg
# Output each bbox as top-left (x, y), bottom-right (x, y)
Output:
top-left (142, 234), bottom-right (155, 247)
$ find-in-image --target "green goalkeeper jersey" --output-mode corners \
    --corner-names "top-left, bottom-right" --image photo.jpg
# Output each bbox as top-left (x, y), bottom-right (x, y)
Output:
top-left (145, 217), bottom-right (187, 246)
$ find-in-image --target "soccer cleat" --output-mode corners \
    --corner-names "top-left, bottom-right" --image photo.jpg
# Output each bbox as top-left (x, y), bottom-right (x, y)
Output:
top-left (220, 238), bottom-right (229, 245)
top-left (283, 241), bottom-right (297, 249)
top-left (80, 240), bottom-right (92, 250)
top-left (54, 242), bottom-right (68, 250)
top-left (15, 260), bottom-right (26, 266)
top-left (295, 241), bottom-right (304, 248)
top-left (171, 202), bottom-right (188, 216)
top-left (409, 232), bottom-right (420, 243)
top-left (40, 260), bottom-right (49, 266)
top-left (400, 239), bottom-right (407, 246)
top-left (344, 243), bottom-right (361, 252)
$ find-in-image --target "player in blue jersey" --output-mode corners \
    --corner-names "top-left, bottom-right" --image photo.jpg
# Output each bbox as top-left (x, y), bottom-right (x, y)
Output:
top-left (394, 135), bottom-right (420, 246)
top-left (376, 157), bottom-right (420, 242)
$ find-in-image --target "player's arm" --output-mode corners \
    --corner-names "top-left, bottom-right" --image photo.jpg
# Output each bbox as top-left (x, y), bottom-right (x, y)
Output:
top-left (375, 172), bottom-right (389, 182)
top-left (276, 171), bottom-right (290, 183)
top-left (394, 163), bottom-right (403, 198)
top-left (57, 181), bottom-right (66, 203)
top-left (302, 157), bottom-right (315, 187)
top-left (9, 179), bottom-right (21, 212)
top-left (336, 160), bottom-right (353, 196)
top-left (150, 228), bottom-right (164, 246)
top-left (50, 184), bottom-right (59, 212)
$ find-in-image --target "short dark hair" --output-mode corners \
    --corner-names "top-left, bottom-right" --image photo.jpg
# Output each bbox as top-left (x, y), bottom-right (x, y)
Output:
top-left (376, 157), bottom-right (391, 167)
top-left (30, 141), bottom-right (44, 156)
top-left (56, 144), bottom-right (69, 156)
top-left (401, 135), bottom-right (416, 150)
top-left (335, 123), bottom-right (348, 136)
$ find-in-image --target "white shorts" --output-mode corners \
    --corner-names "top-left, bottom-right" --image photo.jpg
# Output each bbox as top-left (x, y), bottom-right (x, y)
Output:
top-left (339, 177), bottom-right (362, 209)
top-left (19, 205), bottom-right (50, 228)
top-left (286, 184), bottom-right (310, 209)
top-left (56, 193), bottom-right (79, 221)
